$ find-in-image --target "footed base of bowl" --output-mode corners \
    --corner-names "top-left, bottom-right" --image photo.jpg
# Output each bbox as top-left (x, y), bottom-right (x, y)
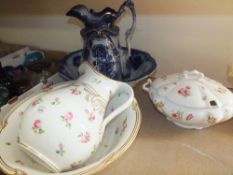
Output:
top-left (18, 141), bottom-right (61, 173)
top-left (166, 118), bottom-right (205, 130)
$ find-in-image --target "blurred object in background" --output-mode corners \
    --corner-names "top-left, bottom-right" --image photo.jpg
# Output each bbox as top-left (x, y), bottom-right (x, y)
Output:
top-left (0, 40), bottom-right (66, 107)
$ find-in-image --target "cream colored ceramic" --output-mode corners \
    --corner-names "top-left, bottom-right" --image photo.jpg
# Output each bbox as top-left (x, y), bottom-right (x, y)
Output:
top-left (143, 70), bottom-right (233, 129)
top-left (18, 62), bottom-right (134, 172)
top-left (0, 91), bottom-right (141, 175)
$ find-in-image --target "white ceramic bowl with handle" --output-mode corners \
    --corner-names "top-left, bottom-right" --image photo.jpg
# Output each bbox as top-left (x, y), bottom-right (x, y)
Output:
top-left (143, 70), bottom-right (233, 129)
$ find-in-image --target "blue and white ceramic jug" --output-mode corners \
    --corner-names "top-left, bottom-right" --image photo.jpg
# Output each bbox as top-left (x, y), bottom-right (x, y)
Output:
top-left (66, 0), bottom-right (136, 80)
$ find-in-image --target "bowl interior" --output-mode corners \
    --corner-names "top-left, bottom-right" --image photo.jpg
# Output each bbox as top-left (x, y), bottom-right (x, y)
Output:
top-left (59, 48), bottom-right (157, 84)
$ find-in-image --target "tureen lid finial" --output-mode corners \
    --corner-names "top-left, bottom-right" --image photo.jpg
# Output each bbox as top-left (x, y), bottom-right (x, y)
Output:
top-left (180, 70), bottom-right (205, 80)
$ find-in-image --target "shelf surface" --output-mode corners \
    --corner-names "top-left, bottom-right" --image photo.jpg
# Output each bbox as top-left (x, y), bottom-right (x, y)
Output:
top-left (1, 82), bottom-right (233, 175)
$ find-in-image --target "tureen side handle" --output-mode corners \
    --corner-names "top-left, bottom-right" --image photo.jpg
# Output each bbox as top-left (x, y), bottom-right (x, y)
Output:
top-left (101, 83), bottom-right (134, 129)
top-left (142, 79), bottom-right (152, 93)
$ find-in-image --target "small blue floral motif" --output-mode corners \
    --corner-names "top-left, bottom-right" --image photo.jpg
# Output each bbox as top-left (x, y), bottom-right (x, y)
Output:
top-left (92, 44), bottom-right (108, 59)
top-left (91, 44), bottom-right (121, 79)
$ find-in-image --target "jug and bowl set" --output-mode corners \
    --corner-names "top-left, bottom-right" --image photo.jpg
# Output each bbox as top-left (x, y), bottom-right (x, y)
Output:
top-left (1, 0), bottom-right (233, 174)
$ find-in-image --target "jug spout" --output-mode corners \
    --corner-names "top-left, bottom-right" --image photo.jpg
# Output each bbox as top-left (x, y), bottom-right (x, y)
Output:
top-left (66, 5), bottom-right (119, 28)
top-left (66, 5), bottom-right (89, 25)
top-left (78, 62), bottom-right (134, 128)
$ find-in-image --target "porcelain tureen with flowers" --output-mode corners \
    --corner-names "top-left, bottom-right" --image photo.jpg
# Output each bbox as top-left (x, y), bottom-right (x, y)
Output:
top-left (143, 70), bottom-right (233, 129)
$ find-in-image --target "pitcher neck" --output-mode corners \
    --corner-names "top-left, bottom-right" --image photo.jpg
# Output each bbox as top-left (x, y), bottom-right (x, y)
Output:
top-left (77, 62), bottom-right (120, 101)
top-left (80, 25), bottom-right (119, 38)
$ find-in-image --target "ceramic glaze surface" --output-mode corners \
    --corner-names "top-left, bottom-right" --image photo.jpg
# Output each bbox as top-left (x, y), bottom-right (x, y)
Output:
top-left (143, 70), bottom-right (233, 129)
top-left (66, 0), bottom-right (136, 80)
top-left (18, 62), bottom-right (134, 172)
top-left (0, 91), bottom-right (141, 175)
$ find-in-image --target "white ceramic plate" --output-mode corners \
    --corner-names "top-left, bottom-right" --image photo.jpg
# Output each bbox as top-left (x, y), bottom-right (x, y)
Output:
top-left (0, 88), bottom-right (141, 175)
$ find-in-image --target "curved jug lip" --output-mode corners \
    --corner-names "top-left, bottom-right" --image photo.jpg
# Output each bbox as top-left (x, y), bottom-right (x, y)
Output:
top-left (66, 5), bottom-right (119, 28)
top-left (78, 61), bottom-right (126, 84)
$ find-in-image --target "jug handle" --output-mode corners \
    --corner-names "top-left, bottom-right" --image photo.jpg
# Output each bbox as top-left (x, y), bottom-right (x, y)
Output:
top-left (118, 0), bottom-right (136, 77)
top-left (102, 83), bottom-right (134, 129)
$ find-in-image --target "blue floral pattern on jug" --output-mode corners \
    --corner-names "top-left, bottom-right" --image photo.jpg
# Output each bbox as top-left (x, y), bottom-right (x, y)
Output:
top-left (90, 44), bottom-right (121, 79)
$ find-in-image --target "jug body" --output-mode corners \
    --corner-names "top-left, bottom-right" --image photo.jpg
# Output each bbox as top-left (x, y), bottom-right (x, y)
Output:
top-left (81, 26), bottom-right (122, 80)
top-left (18, 62), bottom-right (134, 172)
top-left (66, 0), bottom-right (136, 80)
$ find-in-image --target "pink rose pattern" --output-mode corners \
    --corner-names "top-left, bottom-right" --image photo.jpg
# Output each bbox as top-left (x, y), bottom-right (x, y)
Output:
top-left (78, 132), bottom-right (90, 143)
top-left (85, 109), bottom-right (96, 121)
top-left (122, 118), bottom-right (128, 133)
top-left (70, 88), bottom-right (81, 95)
top-left (31, 98), bottom-right (42, 107)
top-left (208, 115), bottom-right (216, 125)
top-left (186, 114), bottom-right (194, 121)
top-left (115, 118), bottom-right (128, 135)
top-left (56, 143), bottom-right (65, 156)
top-left (61, 112), bottom-right (74, 128)
top-left (172, 111), bottom-right (183, 120)
top-left (28, 84), bottom-right (110, 157)
top-left (42, 82), bottom-right (54, 92)
top-left (178, 86), bottom-right (191, 97)
top-left (171, 112), bottom-right (195, 121)
top-left (32, 120), bottom-right (45, 134)
top-left (70, 161), bottom-right (82, 169)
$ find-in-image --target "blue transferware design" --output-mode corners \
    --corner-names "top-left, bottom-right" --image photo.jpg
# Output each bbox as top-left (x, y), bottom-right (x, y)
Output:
top-left (66, 0), bottom-right (136, 80)
top-left (59, 48), bottom-right (157, 86)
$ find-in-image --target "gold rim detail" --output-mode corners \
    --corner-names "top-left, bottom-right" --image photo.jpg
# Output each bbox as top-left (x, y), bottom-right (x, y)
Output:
top-left (83, 84), bottom-right (107, 115)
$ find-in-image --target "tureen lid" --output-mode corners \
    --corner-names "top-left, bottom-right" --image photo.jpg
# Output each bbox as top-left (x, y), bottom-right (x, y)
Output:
top-left (150, 70), bottom-right (233, 109)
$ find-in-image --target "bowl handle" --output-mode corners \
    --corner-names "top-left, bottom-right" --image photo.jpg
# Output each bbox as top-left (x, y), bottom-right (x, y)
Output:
top-left (142, 79), bottom-right (152, 93)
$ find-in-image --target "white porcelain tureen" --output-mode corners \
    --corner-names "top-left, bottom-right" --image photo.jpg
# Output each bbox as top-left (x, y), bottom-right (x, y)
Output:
top-left (143, 70), bottom-right (233, 129)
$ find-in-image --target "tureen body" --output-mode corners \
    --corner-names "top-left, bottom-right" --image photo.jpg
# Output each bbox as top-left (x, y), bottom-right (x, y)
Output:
top-left (143, 70), bottom-right (233, 129)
